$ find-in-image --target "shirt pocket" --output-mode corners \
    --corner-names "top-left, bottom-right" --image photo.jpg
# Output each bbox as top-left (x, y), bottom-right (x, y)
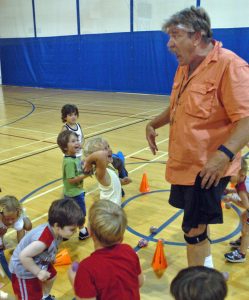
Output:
top-left (185, 83), bottom-right (216, 119)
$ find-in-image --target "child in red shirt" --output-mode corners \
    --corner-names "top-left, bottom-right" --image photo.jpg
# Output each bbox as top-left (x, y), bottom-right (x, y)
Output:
top-left (68, 200), bottom-right (144, 300)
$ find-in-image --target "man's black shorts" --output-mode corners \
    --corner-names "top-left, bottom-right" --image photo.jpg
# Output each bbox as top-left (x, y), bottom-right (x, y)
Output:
top-left (169, 174), bottom-right (230, 232)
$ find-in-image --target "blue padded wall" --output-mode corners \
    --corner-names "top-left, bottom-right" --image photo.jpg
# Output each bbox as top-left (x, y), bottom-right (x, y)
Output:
top-left (0, 28), bottom-right (248, 94)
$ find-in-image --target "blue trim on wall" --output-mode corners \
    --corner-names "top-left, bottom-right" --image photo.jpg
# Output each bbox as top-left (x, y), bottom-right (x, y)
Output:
top-left (130, 0), bottom-right (134, 33)
top-left (32, 0), bottom-right (37, 38)
top-left (76, 0), bottom-right (80, 35)
top-left (196, 0), bottom-right (201, 7)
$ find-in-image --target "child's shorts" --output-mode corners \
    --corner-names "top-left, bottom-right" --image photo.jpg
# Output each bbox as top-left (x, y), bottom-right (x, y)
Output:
top-left (169, 174), bottom-right (230, 233)
top-left (11, 264), bottom-right (56, 300)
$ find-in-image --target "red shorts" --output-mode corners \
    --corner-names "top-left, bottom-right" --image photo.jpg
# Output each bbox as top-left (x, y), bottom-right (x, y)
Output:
top-left (11, 264), bottom-right (56, 300)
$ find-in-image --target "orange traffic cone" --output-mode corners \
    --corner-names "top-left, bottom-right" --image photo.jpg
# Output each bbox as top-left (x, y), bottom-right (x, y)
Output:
top-left (152, 239), bottom-right (167, 278)
top-left (54, 249), bottom-right (72, 266)
top-left (139, 173), bottom-right (150, 193)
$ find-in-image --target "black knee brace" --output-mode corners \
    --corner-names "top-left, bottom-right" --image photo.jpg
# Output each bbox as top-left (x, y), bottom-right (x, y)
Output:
top-left (184, 228), bottom-right (208, 244)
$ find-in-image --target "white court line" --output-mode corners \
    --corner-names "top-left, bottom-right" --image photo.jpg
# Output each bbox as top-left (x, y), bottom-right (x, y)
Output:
top-left (5, 141), bottom-right (169, 237)
top-left (23, 184), bottom-right (63, 204)
top-left (3, 105), bottom-right (162, 136)
top-left (126, 138), bottom-right (169, 158)
top-left (0, 144), bottom-right (56, 163)
top-left (129, 152), bottom-right (168, 173)
top-left (0, 108), bottom-right (165, 160)
top-left (5, 187), bottom-right (99, 237)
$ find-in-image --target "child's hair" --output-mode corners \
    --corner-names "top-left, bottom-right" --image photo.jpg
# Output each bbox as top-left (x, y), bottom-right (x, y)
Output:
top-left (89, 200), bottom-right (127, 247)
top-left (48, 198), bottom-right (84, 228)
top-left (0, 195), bottom-right (22, 217)
top-left (61, 104), bottom-right (79, 122)
top-left (57, 130), bottom-right (78, 154)
top-left (84, 136), bottom-right (105, 157)
top-left (241, 157), bottom-right (248, 173)
top-left (170, 266), bottom-right (227, 300)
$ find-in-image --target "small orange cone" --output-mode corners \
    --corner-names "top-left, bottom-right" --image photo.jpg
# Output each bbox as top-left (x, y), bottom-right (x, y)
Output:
top-left (152, 239), bottom-right (167, 277)
top-left (139, 173), bottom-right (150, 193)
top-left (54, 249), bottom-right (72, 266)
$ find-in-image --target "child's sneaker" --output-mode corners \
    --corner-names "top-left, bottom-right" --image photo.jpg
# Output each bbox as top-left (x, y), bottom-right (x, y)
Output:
top-left (43, 295), bottom-right (56, 300)
top-left (224, 249), bottom-right (246, 263)
top-left (79, 227), bottom-right (90, 240)
top-left (229, 237), bottom-right (241, 248)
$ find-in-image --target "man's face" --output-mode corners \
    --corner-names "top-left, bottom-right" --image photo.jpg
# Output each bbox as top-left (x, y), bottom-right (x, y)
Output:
top-left (167, 25), bottom-right (196, 66)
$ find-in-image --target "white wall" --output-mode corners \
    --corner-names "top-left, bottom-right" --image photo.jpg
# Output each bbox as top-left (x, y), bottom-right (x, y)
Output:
top-left (133, 0), bottom-right (196, 31)
top-left (80, 0), bottom-right (130, 34)
top-left (202, 0), bottom-right (249, 28)
top-left (35, 0), bottom-right (77, 37)
top-left (0, 0), bottom-right (249, 38)
top-left (0, 0), bottom-right (34, 38)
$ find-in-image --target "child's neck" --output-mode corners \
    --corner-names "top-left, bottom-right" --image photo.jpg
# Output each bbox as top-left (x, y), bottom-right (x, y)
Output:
top-left (93, 238), bottom-right (104, 250)
top-left (66, 122), bottom-right (77, 129)
top-left (65, 151), bottom-right (76, 157)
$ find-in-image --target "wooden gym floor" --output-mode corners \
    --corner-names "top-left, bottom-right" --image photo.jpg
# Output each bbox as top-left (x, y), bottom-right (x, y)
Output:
top-left (0, 85), bottom-right (248, 299)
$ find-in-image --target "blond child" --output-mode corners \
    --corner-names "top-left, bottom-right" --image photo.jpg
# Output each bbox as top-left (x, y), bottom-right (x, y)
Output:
top-left (223, 157), bottom-right (249, 262)
top-left (0, 195), bottom-right (32, 249)
top-left (61, 104), bottom-right (84, 158)
top-left (68, 200), bottom-right (144, 299)
top-left (83, 137), bottom-right (131, 206)
top-left (9, 198), bottom-right (84, 300)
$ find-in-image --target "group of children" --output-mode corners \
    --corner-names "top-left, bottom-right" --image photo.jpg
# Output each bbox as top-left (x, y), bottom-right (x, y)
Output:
top-left (0, 103), bottom-right (247, 299)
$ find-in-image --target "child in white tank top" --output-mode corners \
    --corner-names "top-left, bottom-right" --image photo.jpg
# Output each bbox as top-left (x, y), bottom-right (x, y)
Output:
top-left (83, 137), bottom-right (132, 206)
top-left (61, 104), bottom-right (84, 158)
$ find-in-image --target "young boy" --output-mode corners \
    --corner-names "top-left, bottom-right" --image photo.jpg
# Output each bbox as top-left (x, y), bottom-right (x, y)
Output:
top-left (170, 266), bottom-right (227, 300)
top-left (9, 198), bottom-right (84, 300)
top-left (223, 157), bottom-right (249, 262)
top-left (83, 137), bottom-right (131, 206)
top-left (61, 104), bottom-right (84, 158)
top-left (68, 200), bottom-right (144, 300)
top-left (57, 130), bottom-right (89, 240)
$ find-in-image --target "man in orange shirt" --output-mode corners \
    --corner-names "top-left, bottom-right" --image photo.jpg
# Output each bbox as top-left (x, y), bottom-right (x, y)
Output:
top-left (146, 6), bottom-right (249, 267)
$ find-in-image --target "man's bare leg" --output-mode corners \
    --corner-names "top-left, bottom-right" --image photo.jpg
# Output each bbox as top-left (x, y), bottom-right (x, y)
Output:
top-left (185, 224), bottom-right (210, 266)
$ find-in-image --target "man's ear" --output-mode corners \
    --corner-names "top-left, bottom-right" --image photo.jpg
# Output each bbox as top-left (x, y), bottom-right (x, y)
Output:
top-left (193, 31), bottom-right (202, 46)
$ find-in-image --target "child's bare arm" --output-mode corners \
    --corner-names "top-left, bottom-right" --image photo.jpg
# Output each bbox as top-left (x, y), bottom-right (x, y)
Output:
top-left (238, 191), bottom-right (249, 209)
top-left (19, 241), bottom-right (50, 281)
top-left (16, 229), bottom-right (25, 242)
top-left (84, 151), bottom-right (110, 186)
top-left (68, 267), bottom-right (76, 286)
top-left (68, 174), bottom-right (87, 184)
top-left (138, 272), bottom-right (145, 287)
top-left (61, 125), bottom-right (68, 132)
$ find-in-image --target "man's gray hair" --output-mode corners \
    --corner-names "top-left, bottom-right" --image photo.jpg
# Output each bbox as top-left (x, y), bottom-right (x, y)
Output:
top-left (162, 6), bottom-right (213, 43)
